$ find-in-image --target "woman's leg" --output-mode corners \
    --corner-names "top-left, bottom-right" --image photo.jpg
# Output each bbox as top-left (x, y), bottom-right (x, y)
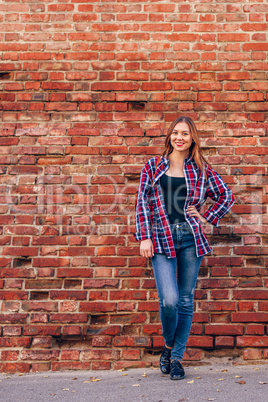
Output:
top-left (171, 241), bottom-right (203, 361)
top-left (151, 253), bottom-right (179, 348)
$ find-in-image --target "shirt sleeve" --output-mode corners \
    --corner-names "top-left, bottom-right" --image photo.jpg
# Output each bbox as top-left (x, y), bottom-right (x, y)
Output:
top-left (202, 166), bottom-right (235, 227)
top-left (134, 164), bottom-right (153, 241)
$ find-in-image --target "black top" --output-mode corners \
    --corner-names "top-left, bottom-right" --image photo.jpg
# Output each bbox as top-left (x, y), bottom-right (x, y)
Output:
top-left (160, 173), bottom-right (187, 224)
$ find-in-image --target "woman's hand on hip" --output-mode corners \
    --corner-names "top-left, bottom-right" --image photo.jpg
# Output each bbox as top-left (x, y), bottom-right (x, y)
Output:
top-left (140, 238), bottom-right (154, 258)
top-left (186, 205), bottom-right (207, 225)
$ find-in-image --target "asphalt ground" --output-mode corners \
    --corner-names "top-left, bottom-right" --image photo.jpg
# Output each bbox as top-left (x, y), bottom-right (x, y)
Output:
top-left (0, 362), bottom-right (267, 402)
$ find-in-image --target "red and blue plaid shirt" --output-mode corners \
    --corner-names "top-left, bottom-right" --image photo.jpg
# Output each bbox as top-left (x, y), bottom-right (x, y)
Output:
top-left (134, 154), bottom-right (235, 258)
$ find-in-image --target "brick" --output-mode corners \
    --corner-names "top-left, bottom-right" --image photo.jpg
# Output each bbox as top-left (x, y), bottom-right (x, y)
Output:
top-left (51, 362), bottom-right (91, 371)
top-left (61, 350), bottom-right (80, 360)
top-left (50, 291), bottom-right (87, 300)
top-left (211, 314), bottom-right (231, 324)
top-left (215, 336), bottom-right (235, 347)
top-left (3, 326), bottom-right (22, 336)
top-left (62, 326), bottom-right (81, 336)
top-left (83, 279), bottom-right (119, 289)
top-left (21, 302), bottom-right (58, 312)
top-left (121, 349), bottom-right (141, 360)
top-left (23, 325), bottom-right (61, 336)
top-left (205, 325), bottom-right (243, 335)
top-left (247, 326), bottom-right (265, 338)
top-left (233, 290), bottom-right (268, 299)
top-left (113, 361), bottom-right (148, 370)
top-left (199, 302), bottom-right (236, 311)
top-left (57, 269), bottom-right (93, 278)
top-left (238, 301), bottom-right (257, 312)
top-left (243, 349), bottom-right (262, 360)
top-left (0, 291), bottom-right (28, 300)
top-left (0, 314), bottom-right (28, 324)
top-left (259, 301), bottom-right (268, 311)
top-left (236, 336), bottom-right (268, 347)
top-left (59, 301), bottom-right (79, 312)
top-left (84, 325), bottom-right (121, 336)
top-left (92, 336), bottom-right (112, 347)
top-left (31, 337), bottom-right (52, 348)
top-left (113, 336), bottom-right (151, 348)
top-left (0, 363), bottom-right (31, 374)
top-left (110, 290), bottom-right (147, 300)
top-left (21, 350), bottom-right (60, 361)
top-left (137, 302), bottom-right (159, 312)
top-left (187, 336), bottom-right (213, 348)
top-left (232, 313), bottom-right (268, 323)
top-left (31, 362), bottom-right (50, 372)
top-left (81, 349), bottom-right (120, 361)
top-left (50, 313), bottom-right (88, 323)
top-left (1, 351), bottom-right (19, 361)
top-left (79, 302), bottom-right (117, 313)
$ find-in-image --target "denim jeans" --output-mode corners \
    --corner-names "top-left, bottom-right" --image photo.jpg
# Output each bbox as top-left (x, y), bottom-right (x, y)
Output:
top-left (151, 221), bottom-right (204, 361)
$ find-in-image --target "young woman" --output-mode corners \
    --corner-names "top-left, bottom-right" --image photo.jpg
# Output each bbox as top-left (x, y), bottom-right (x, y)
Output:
top-left (134, 116), bottom-right (235, 380)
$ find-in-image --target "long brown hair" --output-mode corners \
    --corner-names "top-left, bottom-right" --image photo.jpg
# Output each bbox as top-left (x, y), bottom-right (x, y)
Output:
top-left (162, 116), bottom-right (210, 177)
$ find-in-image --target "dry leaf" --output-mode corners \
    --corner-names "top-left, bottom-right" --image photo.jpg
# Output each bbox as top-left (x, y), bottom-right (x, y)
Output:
top-left (18, 374), bottom-right (24, 376)
top-left (43, 376), bottom-right (48, 378)
top-left (235, 375), bottom-right (242, 378)
top-left (194, 367), bottom-right (199, 370)
top-left (218, 378), bottom-right (225, 381)
top-left (208, 399), bottom-right (216, 401)
top-left (142, 374), bottom-right (148, 377)
top-left (253, 368), bottom-right (259, 371)
top-left (221, 369), bottom-right (228, 372)
top-left (50, 393), bottom-right (56, 396)
top-left (187, 380), bottom-right (194, 384)
top-left (122, 373), bottom-right (128, 376)
top-left (72, 377), bottom-right (77, 380)
top-left (132, 384), bottom-right (140, 387)
top-left (259, 381), bottom-right (267, 384)
top-left (118, 369), bottom-right (126, 372)
top-left (62, 388), bottom-right (69, 391)
top-left (236, 380), bottom-right (246, 384)
top-left (195, 377), bottom-right (201, 379)
top-left (84, 381), bottom-right (91, 383)
top-left (91, 378), bottom-right (101, 382)
top-left (216, 389), bottom-right (219, 392)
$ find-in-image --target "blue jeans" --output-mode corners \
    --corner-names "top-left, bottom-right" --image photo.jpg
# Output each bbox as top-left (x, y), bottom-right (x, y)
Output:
top-left (151, 221), bottom-right (203, 361)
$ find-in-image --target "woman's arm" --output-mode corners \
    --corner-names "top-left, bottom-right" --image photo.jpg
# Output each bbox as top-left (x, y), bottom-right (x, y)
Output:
top-left (201, 166), bottom-right (235, 227)
top-left (134, 164), bottom-right (153, 241)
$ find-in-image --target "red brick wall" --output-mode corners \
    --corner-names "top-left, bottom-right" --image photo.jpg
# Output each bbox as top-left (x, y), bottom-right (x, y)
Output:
top-left (0, 1), bottom-right (268, 373)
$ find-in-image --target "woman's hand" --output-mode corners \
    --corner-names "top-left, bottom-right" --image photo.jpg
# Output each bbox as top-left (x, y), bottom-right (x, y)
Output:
top-left (186, 205), bottom-right (207, 225)
top-left (140, 238), bottom-right (154, 258)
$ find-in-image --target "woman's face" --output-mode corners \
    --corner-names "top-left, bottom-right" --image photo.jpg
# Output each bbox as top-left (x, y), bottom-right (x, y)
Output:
top-left (169, 122), bottom-right (193, 153)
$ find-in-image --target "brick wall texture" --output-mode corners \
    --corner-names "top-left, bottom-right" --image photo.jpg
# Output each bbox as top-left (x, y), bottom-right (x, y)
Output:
top-left (0, 0), bottom-right (268, 373)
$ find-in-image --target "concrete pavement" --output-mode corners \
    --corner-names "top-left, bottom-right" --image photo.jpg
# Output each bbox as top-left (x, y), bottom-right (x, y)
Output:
top-left (0, 362), bottom-right (267, 402)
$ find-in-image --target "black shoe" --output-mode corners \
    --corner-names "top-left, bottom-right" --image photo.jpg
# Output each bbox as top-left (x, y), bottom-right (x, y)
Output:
top-left (170, 359), bottom-right (185, 380)
top-left (160, 345), bottom-right (172, 374)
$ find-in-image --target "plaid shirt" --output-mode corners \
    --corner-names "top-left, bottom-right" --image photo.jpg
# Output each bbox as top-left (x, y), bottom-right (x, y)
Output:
top-left (134, 154), bottom-right (235, 258)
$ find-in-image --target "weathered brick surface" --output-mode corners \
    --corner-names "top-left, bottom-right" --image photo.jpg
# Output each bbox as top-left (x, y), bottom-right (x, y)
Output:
top-left (0, 0), bottom-right (267, 372)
